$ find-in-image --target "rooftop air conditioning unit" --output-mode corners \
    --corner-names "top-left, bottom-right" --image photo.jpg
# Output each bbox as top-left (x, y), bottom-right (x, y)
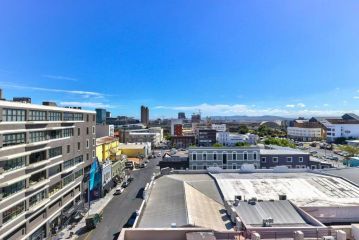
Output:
top-left (279, 194), bottom-right (287, 200)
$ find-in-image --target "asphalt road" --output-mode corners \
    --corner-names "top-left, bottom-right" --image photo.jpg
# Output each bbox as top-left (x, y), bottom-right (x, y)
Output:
top-left (306, 146), bottom-right (345, 168)
top-left (78, 156), bottom-right (161, 240)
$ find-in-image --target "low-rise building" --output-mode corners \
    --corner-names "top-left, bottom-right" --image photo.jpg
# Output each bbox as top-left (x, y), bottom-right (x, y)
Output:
top-left (118, 142), bottom-right (151, 159)
top-left (287, 119), bottom-right (325, 141)
top-left (211, 124), bottom-right (226, 132)
top-left (159, 151), bottom-right (189, 170)
top-left (216, 132), bottom-right (258, 146)
top-left (188, 146), bottom-right (260, 170)
top-left (197, 129), bottom-right (217, 147)
top-left (96, 124), bottom-right (114, 138)
top-left (120, 129), bottom-right (161, 147)
top-left (171, 135), bottom-right (195, 149)
top-left (259, 148), bottom-right (310, 169)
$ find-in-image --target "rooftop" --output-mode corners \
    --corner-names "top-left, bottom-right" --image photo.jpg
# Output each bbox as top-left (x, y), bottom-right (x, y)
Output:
top-left (320, 167), bottom-right (359, 186)
top-left (260, 148), bottom-right (309, 155)
top-left (0, 99), bottom-right (95, 113)
top-left (137, 174), bottom-right (232, 231)
top-left (118, 143), bottom-right (148, 149)
top-left (96, 136), bottom-right (118, 145)
top-left (212, 172), bottom-right (359, 207)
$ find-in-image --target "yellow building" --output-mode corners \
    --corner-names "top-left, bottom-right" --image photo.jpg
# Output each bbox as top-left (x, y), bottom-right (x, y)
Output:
top-left (96, 136), bottom-right (127, 180)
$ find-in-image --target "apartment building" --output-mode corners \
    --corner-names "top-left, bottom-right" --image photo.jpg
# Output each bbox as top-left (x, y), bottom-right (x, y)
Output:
top-left (188, 146), bottom-right (260, 170)
top-left (216, 132), bottom-right (258, 146)
top-left (287, 119), bottom-right (325, 142)
top-left (0, 100), bottom-right (96, 240)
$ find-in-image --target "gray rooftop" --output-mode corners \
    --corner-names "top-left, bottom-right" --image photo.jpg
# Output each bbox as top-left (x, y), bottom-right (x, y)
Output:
top-left (320, 167), bottom-right (359, 186)
top-left (234, 200), bottom-right (313, 227)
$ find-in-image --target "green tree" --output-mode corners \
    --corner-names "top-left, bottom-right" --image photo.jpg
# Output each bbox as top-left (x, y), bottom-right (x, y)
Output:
top-left (212, 143), bottom-right (223, 148)
top-left (238, 125), bottom-right (249, 134)
top-left (264, 137), bottom-right (296, 148)
top-left (235, 142), bottom-right (250, 147)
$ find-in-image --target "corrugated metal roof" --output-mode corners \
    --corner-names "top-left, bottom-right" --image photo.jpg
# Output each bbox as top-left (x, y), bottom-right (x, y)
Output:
top-left (234, 200), bottom-right (310, 227)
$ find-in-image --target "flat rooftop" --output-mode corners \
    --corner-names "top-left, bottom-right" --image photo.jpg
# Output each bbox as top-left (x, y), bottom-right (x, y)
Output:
top-left (260, 149), bottom-right (309, 155)
top-left (320, 167), bottom-right (359, 186)
top-left (212, 172), bottom-right (359, 207)
top-left (137, 174), bottom-right (233, 231)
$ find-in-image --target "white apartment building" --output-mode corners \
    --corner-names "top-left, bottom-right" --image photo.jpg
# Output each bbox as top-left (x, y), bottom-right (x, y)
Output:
top-left (216, 132), bottom-right (258, 146)
top-left (287, 127), bottom-right (323, 141)
top-left (211, 124), bottom-right (226, 132)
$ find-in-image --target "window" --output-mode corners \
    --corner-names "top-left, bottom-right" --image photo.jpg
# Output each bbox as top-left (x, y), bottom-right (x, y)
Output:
top-left (2, 202), bottom-right (25, 224)
top-left (86, 139), bottom-right (89, 149)
top-left (213, 152), bottom-right (217, 160)
top-left (77, 128), bottom-right (81, 136)
top-left (93, 115), bottom-right (95, 121)
top-left (63, 174), bottom-right (75, 186)
top-left (63, 159), bottom-right (75, 169)
top-left (232, 164), bottom-right (237, 169)
top-left (243, 152), bottom-right (248, 160)
top-left (75, 169), bottom-right (83, 179)
top-left (86, 153), bottom-right (89, 161)
top-left (29, 131), bottom-right (46, 143)
top-left (29, 151), bottom-right (46, 164)
top-left (77, 142), bottom-right (81, 150)
top-left (2, 108), bottom-right (26, 121)
top-left (223, 153), bottom-right (227, 164)
top-left (67, 145), bottom-right (70, 153)
top-left (48, 112), bottom-right (62, 121)
top-left (74, 113), bottom-right (83, 121)
top-left (87, 114), bottom-right (89, 122)
top-left (49, 181), bottom-right (62, 196)
top-left (29, 190), bottom-right (46, 208)
top-left (92, 126), bottom-right (95, 134)
top-left (3, 156), bottom-right (26, 172)
top-left (3, 133), bottom-right (26, 147)
top-left (286, 157), bottom-right (293, 162)
top-left (92, 138), bottom-right (95, 146)
top-left (202, 152), bottom-right (207, 160)
top-left (92, 150), bottom-right (95, 158)
top-left (272, 157), bottom-right (278, 163)
top-left (86, 127), bottom-right (89, 135)
top-left (63, 128), bottom-right (73, 137)
top-left (49, 146), bottom-right (62, 158)
top-left (299, 157), bottom-right (304, 162)
top-left (192, 165), bottom-right (197, 170)
top-left (232, 152), bottom-right (237, 160)
top-left (48, 164), bottom-right (62, 177)
top-left (192, 153), bottom-right (197, 160)
top-left (28, 110), bottom-right (46, 121)
top-left (2, 180), bottom-right (26, 198)
top-left (261, 157), bottom-right (266, 163)
top-left (253, 152), bottom-right (257, 160)
top-left (49, 130), bottom-right (62, 139)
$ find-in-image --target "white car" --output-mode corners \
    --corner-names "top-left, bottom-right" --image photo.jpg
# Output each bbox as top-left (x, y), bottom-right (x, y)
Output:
top-left (114, 187), bottom-right (124, 195)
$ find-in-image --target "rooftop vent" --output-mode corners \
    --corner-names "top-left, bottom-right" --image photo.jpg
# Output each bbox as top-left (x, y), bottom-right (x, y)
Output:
top-left (42, 101), bottom-right (57, 106)
top-left (279, 194), bottom-right (287, 200)
top-left (13, 97), bottom-right (31, 103)
top-left (262, 218), bottom-right (274, 227)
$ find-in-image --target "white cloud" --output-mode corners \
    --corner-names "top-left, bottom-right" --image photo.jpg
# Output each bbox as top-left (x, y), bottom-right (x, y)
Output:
top-left (59, 101), bottom-right (112, 109)
top-left (43, 74), bottom-right (78, 81)
top-left (155, 103), bottom-right (358, 117)
top-left (297, 103), bottom-right (306, 108)
top-left (286, 104), bottom-right (295, 108)
top-left (354, 96), bottom-right (359, 99)
top-left (0, 83), bottom-right (105, 98)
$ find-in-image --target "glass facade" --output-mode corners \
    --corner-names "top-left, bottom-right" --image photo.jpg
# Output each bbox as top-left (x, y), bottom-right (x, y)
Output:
top-left (64, 113), bottom-right (83, 121)
top-left (48, 181), bottom-right (62, 196)
top-left (3, 156), bottom-right (26, 172)
top-left (48, 164), bottom-right (62, 177)
top-left (29, 190), bottom-right (46, 208)
top-left (48, 111), bottom-right (62, 121)
top-left (2, 180), bottom-right (26, 198)
top-left (63, 174), bottom-right (74, 186)
top-left (29, 131), bottom-right (46, 143)
top-left (28, 110), bottom-right (47, 121)
top-left (63, 128), bottom-right (73, 137)
top-left (2, 108), bottom-right (26, 122)
top-left (3, 133), bottom-right (26, 147)
top-left (2, 202), bottom-right (25, 224)
top-left (29, 151), bottom-right (46, 164)
top-left (49, 146), bottom-right (62, 158)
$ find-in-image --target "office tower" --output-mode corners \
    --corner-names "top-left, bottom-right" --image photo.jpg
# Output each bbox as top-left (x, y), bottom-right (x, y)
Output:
top-left (140, 106), bottom-right (149, 126)
top-left (95, 108), bottom-right (106, 124)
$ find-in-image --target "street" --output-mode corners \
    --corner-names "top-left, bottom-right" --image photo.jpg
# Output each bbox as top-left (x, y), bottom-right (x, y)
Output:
top-left (77, 156), bottom-right (161, 240)
top-left (305, 145), bottom-right (345, 168)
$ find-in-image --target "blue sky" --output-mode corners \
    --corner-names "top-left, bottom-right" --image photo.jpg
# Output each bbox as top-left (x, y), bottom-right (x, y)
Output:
top-left (1, 1), bottom-right (359, 119)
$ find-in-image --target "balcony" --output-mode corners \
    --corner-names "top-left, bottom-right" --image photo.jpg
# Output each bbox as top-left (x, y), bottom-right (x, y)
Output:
top-left (28, 171), bottom-right (49, 191)
top-left (27, 151), bottom-right (50, 169)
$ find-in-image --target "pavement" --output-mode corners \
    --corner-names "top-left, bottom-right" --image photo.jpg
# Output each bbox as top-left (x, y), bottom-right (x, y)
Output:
top-left (76, 156), bottom-right (161, 240)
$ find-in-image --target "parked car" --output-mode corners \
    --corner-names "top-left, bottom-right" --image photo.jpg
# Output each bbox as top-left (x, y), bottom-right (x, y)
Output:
top-left (114, 186), bottom-right (124, 195)
top-left (122, 181), bottom-right (130, 188)
top-left (140, 163), bottom-right (146, 168)
top-left (127, 177), bottom-right (134, 183)
top-left (309, 150), bottom-right (317, 155)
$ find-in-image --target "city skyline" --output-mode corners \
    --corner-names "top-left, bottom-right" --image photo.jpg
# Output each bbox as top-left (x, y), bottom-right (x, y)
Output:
top-left (1, 1), bottom-right (359, 118)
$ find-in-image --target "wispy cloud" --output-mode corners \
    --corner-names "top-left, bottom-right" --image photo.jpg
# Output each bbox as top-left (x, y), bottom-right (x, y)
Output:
top-left (155, 103), bottom-right (358, 117)
top-left (59, 101), bottom-right (112, 109)
top-left (286, 103), bottom-right (305, 108)
top-left (42, 74), bottom-right (78, 81)
top-left (0, 82), bottom-right (105, 98)
top-left (354, 96), bottom-right (359, 99)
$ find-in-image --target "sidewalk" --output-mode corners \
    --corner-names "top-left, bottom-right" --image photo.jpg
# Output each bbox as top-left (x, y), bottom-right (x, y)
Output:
top-left (53, 187), bottom-right (117, 240)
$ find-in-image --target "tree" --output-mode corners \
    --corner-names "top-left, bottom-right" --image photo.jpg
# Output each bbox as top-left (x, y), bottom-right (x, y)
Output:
top-left (212, 143), bottom-right (223, 148)
top-left (338, 145), bottom-right (359, 158)
top-left (238, 125), bottom-right (249, 134)
top-left (235, 142), bottom-right (250, 147)
top-left (264, 137), bottom-right (296, 148)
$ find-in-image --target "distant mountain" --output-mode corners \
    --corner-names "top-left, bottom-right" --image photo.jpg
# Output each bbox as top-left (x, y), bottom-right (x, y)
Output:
top-left (210, 115), bottom-right (293, 122)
